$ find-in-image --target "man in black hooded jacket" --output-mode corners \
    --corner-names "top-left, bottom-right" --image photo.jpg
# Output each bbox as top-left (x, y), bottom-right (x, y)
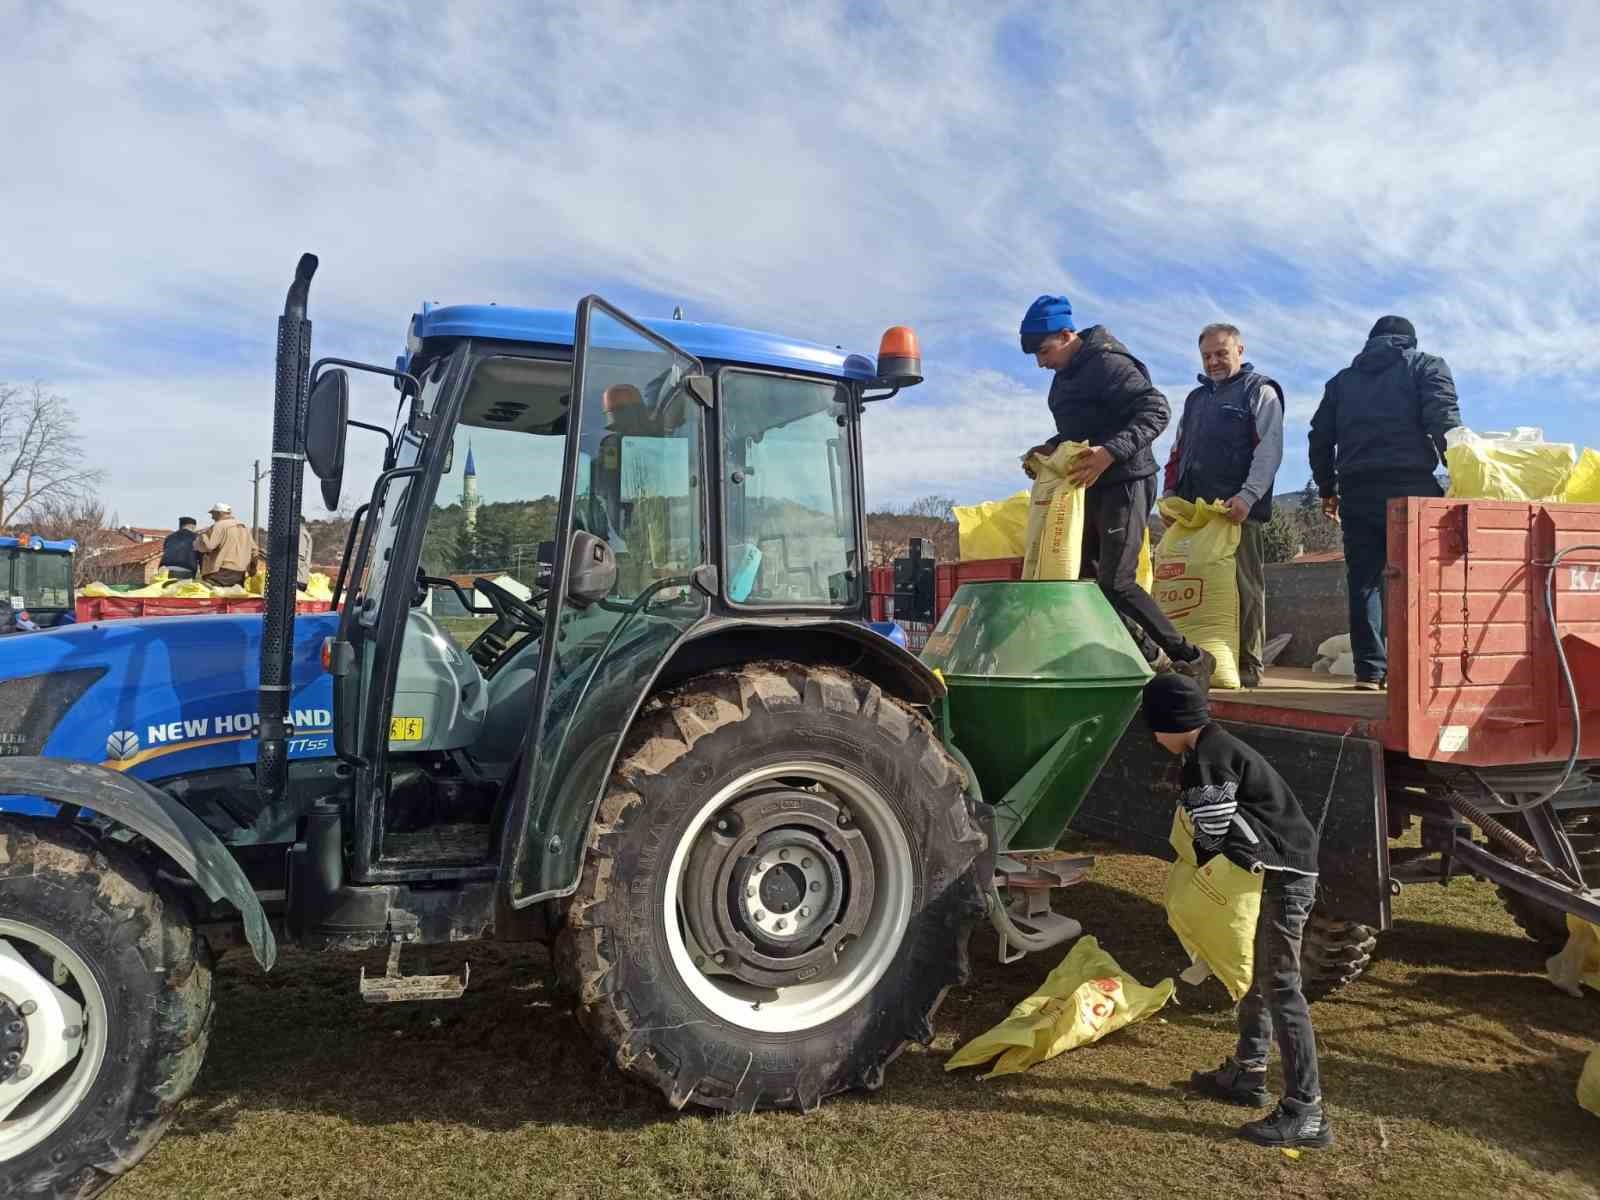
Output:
top-left (1309, 317), bottom-right (1461, 689)
top-left (1018, 294), bottom-right (1213, 684)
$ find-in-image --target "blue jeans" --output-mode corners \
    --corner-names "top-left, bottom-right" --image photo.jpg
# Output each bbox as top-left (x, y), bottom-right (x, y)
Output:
top-left (1339, 476), bottom-right (1441, 682)
top-left (1236, 872), bottom-right (1322, 1112)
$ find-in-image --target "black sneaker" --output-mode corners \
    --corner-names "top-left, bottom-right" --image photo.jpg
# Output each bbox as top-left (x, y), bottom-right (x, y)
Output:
top-left (1171, 647), bottom-right (1217, 691)
top-left (1188, 1059), bottom-right (1270, 1108)
top-left (1238, 1104), bottom-right (1334, 1148)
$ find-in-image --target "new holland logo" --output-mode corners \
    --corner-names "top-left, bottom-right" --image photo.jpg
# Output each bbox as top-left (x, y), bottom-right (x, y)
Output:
top-left (106, 730), bottom-right (141, 761)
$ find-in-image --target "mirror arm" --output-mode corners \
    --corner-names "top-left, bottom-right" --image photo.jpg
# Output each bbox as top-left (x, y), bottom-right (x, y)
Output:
top-left (347, 419), bottom-right (396, 469)
top-left (310, 357), bottom-right (421, 401)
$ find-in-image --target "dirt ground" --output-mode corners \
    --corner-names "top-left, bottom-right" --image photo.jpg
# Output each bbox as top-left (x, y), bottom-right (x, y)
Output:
top-left (115, 845), bottom-right (1599, 1200)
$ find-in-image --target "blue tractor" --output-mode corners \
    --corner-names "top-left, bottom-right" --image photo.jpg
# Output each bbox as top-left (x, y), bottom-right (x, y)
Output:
top-left (0, 256), bottom-right (987, 1194)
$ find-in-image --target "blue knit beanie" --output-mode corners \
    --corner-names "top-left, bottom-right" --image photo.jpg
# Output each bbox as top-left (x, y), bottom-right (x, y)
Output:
top-left (1020, 295), bottom-right (1075, 353)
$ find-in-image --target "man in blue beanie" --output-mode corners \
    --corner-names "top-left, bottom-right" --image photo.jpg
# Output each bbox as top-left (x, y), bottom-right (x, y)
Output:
top-left (1309, 316), bottom-right (1461, 690)
top-left (1019, 294), bottom-right (1214, 684)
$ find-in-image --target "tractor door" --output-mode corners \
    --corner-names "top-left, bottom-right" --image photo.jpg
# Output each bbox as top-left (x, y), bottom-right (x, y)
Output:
top-left (503, 298), bottom-right (710, 905)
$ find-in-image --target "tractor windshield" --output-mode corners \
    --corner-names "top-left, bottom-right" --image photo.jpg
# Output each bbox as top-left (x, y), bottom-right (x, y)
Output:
top-left (10, 550), bottom-right (72, 611)
top-left (720, 371), bottom-right (857, 607)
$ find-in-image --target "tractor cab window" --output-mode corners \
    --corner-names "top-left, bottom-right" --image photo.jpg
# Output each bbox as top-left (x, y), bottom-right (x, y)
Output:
top-left (720, 371), bottom-right (857, 606)
top-left (13, 551), bottom-right (72, 610)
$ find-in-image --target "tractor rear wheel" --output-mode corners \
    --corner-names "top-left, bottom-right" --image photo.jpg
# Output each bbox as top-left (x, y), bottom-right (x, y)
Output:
top-left (558, 661), bottom-right (986, 1112)
top-left (1300, 911), bottom-right (1377, 1001)
top-left (0, 819), bottom-right (213, 1199)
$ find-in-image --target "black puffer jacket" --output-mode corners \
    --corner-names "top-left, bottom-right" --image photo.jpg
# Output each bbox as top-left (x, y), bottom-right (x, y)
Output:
top-left (1044, 326), bottom-right (1170, 485)
top-left (1309, 334), bottom-right (1461, 496)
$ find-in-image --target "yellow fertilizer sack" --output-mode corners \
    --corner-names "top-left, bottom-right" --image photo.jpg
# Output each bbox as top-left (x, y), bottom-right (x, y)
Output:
top-left (1021, 441), bottom-right (1088, 582)
top-left (1564, 449), bottom-right (1600, 504)
top-left (1547, 915), bottom-right (1600, 997)
top-left (1581, 1049), bottom-right (1600, 1119)
top-left (79, 582), bottom-right (113, 598)
top-left (1445, 427), bottom-right (1575, 501)
top-left (1154, 498), bottom-right (1242, 688)
top-left (1165, 808), bottom-right (1263, 1002)
top-left (946, 936), bottom-right (1175, 1078)
top-left (954, 492), bottom-right (1030, 560)
top-left (1137, 528), bottom-right (1153, 594)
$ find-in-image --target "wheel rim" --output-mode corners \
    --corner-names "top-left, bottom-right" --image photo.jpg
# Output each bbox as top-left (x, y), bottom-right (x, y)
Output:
top-left (664, 761), bottom-right (914, 1034)
top-left (0, 920), bottom-right (108, 1163)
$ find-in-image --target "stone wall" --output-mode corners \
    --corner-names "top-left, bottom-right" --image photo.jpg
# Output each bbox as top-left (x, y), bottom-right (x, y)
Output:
top-left (1264, 560), bottom-right (1348, 667)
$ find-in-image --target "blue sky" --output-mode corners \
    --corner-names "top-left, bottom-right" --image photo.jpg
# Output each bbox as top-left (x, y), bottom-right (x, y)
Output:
top-left (4, 1), bottom-right (1598, 526)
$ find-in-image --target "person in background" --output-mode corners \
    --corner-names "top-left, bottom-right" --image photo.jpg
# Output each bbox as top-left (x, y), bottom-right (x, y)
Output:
top-left (1143, 673), bottom-right (1330, 1149)
top-left (1309, 316), bottom-right (1461, 691)
top-left (160, 516), bottom-right (200, 580)
top-left (297, 519), bottom-right (314, 592)
top-left (1164, 324), bottom-right (1284, 688)
top-left (14, 610), bottom-right (39, 632)
top-left (1018, 294), bottom-right (1215, 686)
top-left (194, 502), bottom-right (253, 588)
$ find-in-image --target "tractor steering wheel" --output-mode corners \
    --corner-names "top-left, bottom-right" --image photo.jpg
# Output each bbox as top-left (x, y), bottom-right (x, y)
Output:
top-left (473, 576), bottom-right (547, 636)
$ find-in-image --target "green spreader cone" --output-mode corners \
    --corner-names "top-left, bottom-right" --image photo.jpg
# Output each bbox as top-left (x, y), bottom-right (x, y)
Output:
top-left (920, 581), bottom-right (1154, 852)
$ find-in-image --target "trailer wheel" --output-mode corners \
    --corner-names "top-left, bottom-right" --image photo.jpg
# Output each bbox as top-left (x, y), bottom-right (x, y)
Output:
top-left (1300, 912), bottom-right (1377, 1001)
top-left (558, 661), bottom-right (986, 1112)
top-left (0, 819), bottom-right (213, 1199)
top-left (1494, 810), bottom-right (1600, 951)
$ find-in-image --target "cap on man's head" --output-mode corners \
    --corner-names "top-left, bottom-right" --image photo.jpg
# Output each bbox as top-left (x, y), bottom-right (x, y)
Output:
top-left (1020, 294), bottom-right (1075, 353)
top-left (1368, 315), bottom-right (1416, 341)
top-left (1141, 673), bottom-right (1211, 734)
top-left (209, 502), bottom-right (232, 515)
top-left (179, 516), bottom-right (197, 527)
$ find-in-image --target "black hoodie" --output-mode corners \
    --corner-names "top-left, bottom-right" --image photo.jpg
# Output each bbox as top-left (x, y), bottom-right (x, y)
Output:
top-left (1180, 723), bottom-right (1319, 877)
top-left (1043, 326), bottom-right (1170, 486)
top-left (1309, 333), bottom-right (1461, 497)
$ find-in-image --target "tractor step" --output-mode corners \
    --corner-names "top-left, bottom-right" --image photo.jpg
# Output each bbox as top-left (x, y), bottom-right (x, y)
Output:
top-left (359, 941), bottom-right (470, 1004)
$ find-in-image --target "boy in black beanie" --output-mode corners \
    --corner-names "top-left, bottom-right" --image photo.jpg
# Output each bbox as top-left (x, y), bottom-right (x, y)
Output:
top-left (1143, 673), bottom-right (1331, 1149)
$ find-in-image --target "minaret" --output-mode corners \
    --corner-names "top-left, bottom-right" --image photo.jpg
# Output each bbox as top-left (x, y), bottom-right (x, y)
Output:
top-left (462, 442), bottom-right (479, 532)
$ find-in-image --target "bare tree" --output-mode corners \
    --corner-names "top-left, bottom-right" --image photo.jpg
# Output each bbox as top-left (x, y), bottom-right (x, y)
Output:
top-left (22, 496), bottom-right (115, 584)
top-left (0, 382), bottom-right (103, 527)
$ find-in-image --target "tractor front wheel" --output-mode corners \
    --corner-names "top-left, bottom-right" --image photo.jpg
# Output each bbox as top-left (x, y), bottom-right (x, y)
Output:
top-left (558, 661), bottom-right (986, 1112)
top-left (0, 819), bottom-right (213, 1199)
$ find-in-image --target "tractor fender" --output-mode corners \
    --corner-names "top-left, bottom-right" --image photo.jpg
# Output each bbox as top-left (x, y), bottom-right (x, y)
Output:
top-left (0, 757), bottom-right (276, 970)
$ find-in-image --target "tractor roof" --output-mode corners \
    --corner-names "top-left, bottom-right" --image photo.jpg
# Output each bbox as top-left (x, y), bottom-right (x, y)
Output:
top-left (0, 535), bottom-right (77, 553)
top-left (407, 304), bottom-right (879, 383)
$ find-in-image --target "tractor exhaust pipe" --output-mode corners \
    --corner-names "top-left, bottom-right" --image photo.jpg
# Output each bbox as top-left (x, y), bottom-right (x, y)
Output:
top-left (258, 252), bottom-right (318, 804)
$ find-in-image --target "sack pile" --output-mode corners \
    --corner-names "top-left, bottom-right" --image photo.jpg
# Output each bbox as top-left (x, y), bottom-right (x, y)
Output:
top-left (1445, 427), bottom-right (1600, 503)
top-left (81, 569), bottom-right (334, 604)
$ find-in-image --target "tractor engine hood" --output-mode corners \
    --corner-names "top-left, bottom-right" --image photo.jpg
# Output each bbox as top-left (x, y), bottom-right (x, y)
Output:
top-left (0, 613), bottom-right (339, 788)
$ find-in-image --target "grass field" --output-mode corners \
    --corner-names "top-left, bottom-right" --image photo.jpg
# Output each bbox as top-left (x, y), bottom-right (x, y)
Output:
top-left (116, 843), bottom-right (1599, 1200)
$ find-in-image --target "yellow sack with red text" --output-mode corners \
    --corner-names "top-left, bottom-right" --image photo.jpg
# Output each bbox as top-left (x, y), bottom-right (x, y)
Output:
top-left (1137, 528), bottom-right (1154, 594)
top-left (1154, 498), bottom-right (1242, 688)
top-left (945, 935), bottom-right (1175, 1078)
top-left (954, 492), bottom-right (1030, 561)
top-left (1021, 442), bottom-right (1087, 582)
top-left (1165, 807), bottom-right (1263, 1002)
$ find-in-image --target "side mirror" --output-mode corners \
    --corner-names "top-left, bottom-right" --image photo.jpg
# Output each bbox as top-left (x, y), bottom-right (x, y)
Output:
top-left (306, 369), bottom-right (350, 509)
top-left (565, 531), bottom-right (616, 609)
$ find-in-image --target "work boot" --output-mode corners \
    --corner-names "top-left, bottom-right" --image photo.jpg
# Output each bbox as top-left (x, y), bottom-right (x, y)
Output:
top-left (1238, 1103), bottom-right (1334, 1149)
top-left (1188, 1059), bottom-right (1269, 1108)
top-left (1171, 646), bottom-right (1217, 691)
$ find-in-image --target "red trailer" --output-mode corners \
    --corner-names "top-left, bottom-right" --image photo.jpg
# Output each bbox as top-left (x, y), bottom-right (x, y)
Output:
top-left (919, 498), bottom-right (1600, 995)
top-left (76, 595), bottom-right (334, 621)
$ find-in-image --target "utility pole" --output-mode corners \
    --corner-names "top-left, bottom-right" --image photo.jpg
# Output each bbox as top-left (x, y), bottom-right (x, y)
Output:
top-left (250, 459), bottom-right (270, 544)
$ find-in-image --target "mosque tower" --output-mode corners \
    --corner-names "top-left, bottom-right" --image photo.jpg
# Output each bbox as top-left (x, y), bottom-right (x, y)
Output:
top-left (462, 442), bottom-right (479, 532)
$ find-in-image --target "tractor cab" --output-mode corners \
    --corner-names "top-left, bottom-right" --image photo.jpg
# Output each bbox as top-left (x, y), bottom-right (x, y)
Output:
top-left (0, 535), bottom-right (76, 629)
top-left (280, 269), bottom-right (932, 923)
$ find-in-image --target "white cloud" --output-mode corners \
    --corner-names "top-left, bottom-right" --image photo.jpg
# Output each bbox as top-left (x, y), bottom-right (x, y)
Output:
top-left (3, 0), bottom-right (1597, 526)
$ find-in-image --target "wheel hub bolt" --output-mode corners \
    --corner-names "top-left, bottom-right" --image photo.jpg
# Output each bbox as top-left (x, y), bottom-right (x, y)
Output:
top-left (63, 1026), bottom-right (80, 1040)
top-left (801, 857), bottom-right (813, 869)
top-left (810, 881), bottom-right (822, 893)
top-left (837, 809), bottom-right (852, 826)
top-left (753, 911), bottom-right (766, 922)
top-left (746, 886), bottom-right (756, 898)
top-left (714, 951), bottom-right (728, 965)
top-left (4, 1022), bottom-right (20, 1036)
top-left (18, 1002), bottom-right (36, 1017)
top-left (14, 1065), bottom-right (30, 1081)
top-left (716, 819), bottom-right (730, 833)
top-left (799, 907), bottom-right (811, 918)
top-left (778, 849), bottom-right (790, 861)
top-left (775, 918), bottom-right (787, 931)
top-left (4, 1052), bottom-right (19, 1067)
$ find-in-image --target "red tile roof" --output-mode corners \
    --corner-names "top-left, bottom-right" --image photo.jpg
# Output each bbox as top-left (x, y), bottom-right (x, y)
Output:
top-left (87, 540), bottom-right (165, 568)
